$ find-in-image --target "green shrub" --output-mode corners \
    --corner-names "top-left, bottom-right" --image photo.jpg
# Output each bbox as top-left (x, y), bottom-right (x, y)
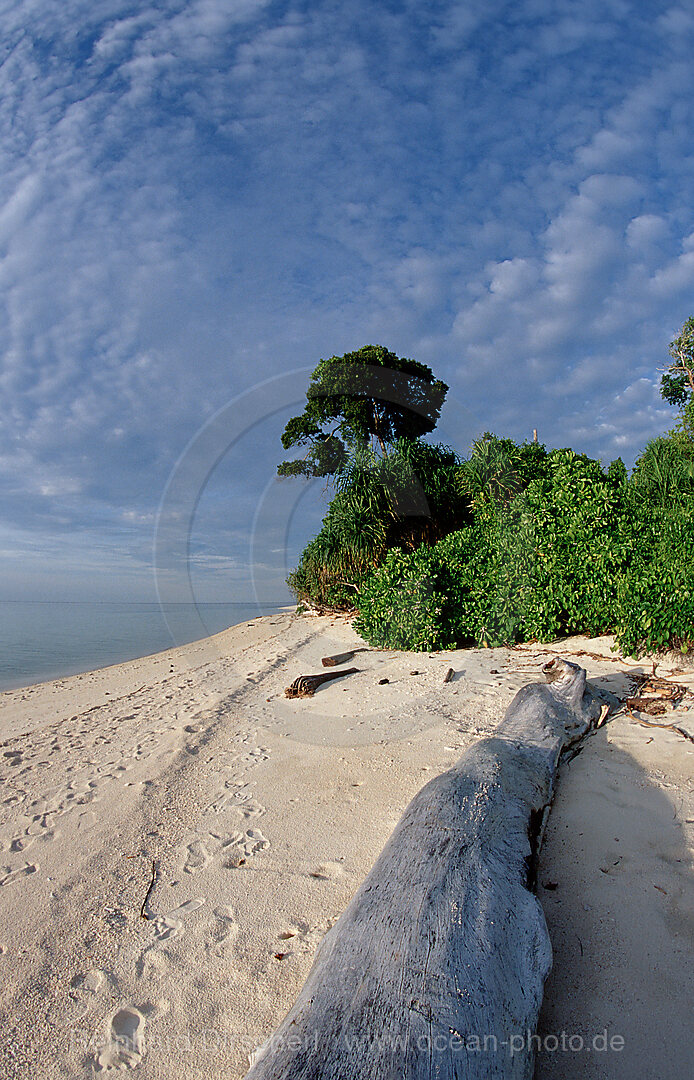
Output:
top-left (606, 456), bottom-right (628, 489)
top-left (388, 437), bottom-right (466, 541)
top-left (630, 436), bottom-right (694, 509)
top-left (287, 440), bottom-right (465, 610)
top-left (296, 423), bottom-right (694, 657)
top-left (450, 449), bottom-right (631, 646)
top-left (614, 507), bottom-right (694, 656)
top-left (504, 449), bottom-right (631, 640)
top-left (286, 474), bottom-right (390, 610)
top-left (355, 448), bottom-right (632, 650)
top-left (287, 536), bottom-right (373, 611)
top-left (457, 433), bottom-right (549, 511)
top-left (353, 546), bottom-right (457, 650)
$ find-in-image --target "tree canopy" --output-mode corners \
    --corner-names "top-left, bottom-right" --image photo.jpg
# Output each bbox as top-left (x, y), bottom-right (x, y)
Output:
top-left (278, 345), bottom-right (449, 478)
top-left (661, 316), bottom-right (694, 409)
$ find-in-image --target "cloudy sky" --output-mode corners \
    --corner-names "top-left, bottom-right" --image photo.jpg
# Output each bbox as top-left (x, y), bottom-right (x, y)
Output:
top-left (1, 0), bottom-right (691, 604)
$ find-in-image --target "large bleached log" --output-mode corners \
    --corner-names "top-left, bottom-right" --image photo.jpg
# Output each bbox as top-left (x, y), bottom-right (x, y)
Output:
top-left (245, 658), bottom-right (605, 1080)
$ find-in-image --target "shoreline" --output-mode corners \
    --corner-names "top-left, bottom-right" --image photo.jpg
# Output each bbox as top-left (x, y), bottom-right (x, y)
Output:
top-left (0, 613), bottom-right (692, 1078)
top-left (0, 601), bottom-right (292, 696)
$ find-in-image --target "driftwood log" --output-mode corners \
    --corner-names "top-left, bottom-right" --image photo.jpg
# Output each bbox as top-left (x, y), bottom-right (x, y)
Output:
top-left (285, 668), bottom-right (359, 698)
top-left (245, 657), bottom-right (605, 1080)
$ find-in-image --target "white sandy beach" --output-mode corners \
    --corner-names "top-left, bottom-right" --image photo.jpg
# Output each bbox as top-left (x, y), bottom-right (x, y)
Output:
top-left (0, 612), bottom-right (692, 1079)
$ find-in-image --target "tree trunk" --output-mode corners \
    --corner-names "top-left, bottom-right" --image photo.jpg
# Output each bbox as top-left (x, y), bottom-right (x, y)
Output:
top-left (244, 658), bottom-right (604, 1080)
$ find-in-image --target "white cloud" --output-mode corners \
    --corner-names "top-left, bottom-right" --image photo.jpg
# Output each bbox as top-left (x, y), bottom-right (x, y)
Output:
top-left (625, 213), bottom-right (669, 249)
top-left (657, 6), bottom-right (694, 37)
top-left (649, 245), bottom-right (694, 295)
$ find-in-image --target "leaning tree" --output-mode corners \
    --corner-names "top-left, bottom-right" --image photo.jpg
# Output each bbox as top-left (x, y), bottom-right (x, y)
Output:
top-left (277, 344), bottom-right (449, 479)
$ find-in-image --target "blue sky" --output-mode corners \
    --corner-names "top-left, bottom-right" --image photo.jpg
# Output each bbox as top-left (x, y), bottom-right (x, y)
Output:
top-left (1, 0), bottom-right (692, 603)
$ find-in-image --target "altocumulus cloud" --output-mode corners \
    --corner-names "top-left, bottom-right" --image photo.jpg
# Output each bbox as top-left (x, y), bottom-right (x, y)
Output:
top-left (0, 0), bottom-right (690, 600)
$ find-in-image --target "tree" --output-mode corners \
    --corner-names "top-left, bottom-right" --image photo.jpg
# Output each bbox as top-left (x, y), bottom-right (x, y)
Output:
top-left (277, 345), bottom-right (448, 478)
top-left (660, 316), bottom-right (694, 409)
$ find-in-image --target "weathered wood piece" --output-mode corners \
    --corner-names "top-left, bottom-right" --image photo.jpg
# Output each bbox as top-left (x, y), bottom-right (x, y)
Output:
top-left (246, 657), bottom-right (605, 1080)
top-left (321, 649), bottom-right (368, 667)
top-left (284, 668), bottom-right (359, 698)
top-left (625, 673), bottom-right (690, 716)
top-left (626, 696), bottom-right (667, 715)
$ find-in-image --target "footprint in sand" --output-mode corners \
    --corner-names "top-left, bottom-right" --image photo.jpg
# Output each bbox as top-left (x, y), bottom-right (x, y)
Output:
top-left (240, 747), bottom-right (270, 767)
top-left (226, 783), bottom-right (266, 818)
top-left (222, 828), bottom-right (270, 866)
top-left (72, 968), bottom-right (108, 995)
top-left (214, 746), bottom-right (270, 774)
top-left (275, 919), bottom-right (325, 955)
top-left (206, 906), bottom-right (238, 956)
top-left (208, 783), bottom-right (265, 819)
top-left (152, 897), bottom-right (206, 941)
top-left (8, 836), bottom-right (32, 854)
top-left (137, 948), bottom-right (167, 980)
top-left (182, 840), bottom-right (211, 874)
top-left (77, 810), bottom-right (98, 832)
top-left (7, 814), bottom-right (61, 853)
top-left (69, 969), bottom-right (114, 1018)
top-left (0, 862), bottom-right (39, 887)
top-left (310, 861), bottom-right (347, 881)
top-left (234, 797), bottom-right (265, 820)
top-left (182, 827), bottom-right (270, 873)
top-left (95, 1006), bottom-right (146, 1071)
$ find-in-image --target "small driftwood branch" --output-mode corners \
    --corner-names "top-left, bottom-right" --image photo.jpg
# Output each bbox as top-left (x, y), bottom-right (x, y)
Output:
top-left (511, 644), bottom-right (627, 664)
top-left (321, 649), bottom-right (368, 668)
top-left (246, 657), bottom-right (604, 1080)
top-left (140, 860), bottom-right (157, 920)
top-left (626, 709), bottom-right (694, 745)
top-left (596, 703), bottom-right (610, 728)
top-left (285, 668), bottom-right (359, 698)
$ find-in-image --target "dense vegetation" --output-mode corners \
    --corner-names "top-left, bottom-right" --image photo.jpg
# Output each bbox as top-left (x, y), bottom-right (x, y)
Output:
top-left (282, 330), bottom-right (694, 658)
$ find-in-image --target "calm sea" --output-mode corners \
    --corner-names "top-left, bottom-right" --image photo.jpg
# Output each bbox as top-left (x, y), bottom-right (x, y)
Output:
top-left (0, 601), bottom-right (289, 692)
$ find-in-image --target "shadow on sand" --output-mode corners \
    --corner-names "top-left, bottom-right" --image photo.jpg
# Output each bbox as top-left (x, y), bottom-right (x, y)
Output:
top-left (534, 671), bottom-right (694, 1080)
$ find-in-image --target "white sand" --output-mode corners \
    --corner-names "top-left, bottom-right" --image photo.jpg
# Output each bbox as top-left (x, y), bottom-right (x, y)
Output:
top-left (0, 613), bottom-right (692, 1078)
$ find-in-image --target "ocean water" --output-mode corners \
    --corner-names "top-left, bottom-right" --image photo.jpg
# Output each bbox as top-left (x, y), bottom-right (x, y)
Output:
top-left (0, 601), bottom-right (288, 692)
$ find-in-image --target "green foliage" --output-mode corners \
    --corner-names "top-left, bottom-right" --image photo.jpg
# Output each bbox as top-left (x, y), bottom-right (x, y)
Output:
top-left (614, 507), bottom-right (694, 657)
top-left (457, 433), bottom-right (549, 510)
top-left (286, 455), bottom-right (391, 610)
top-left (278, 434), bottom-right (347, 478)
top-left (384, 438), bottom-right (465, 543)
top-left (278, 345), bottom-right (449, 478)
top-left (483, 449), bottom-right (629, 643)
top-left (286, 533), bottom-right (373, 612)
top-left (606, 457), bottom-right (628, 488)
top-left (630, 436), bottom-right (694, 509)
top-left (353, 546), bottom-right (456, 650)
top-left (675, 400), bottom-right (694, 446)
top-left (617, 386), bottom-right (694, 656)
top-left (356, 448), bottom-right (632, 650)
top-left (661, 315), bottom-right (694, 409)
top-left (287, 440), bottom-right (464, 610)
